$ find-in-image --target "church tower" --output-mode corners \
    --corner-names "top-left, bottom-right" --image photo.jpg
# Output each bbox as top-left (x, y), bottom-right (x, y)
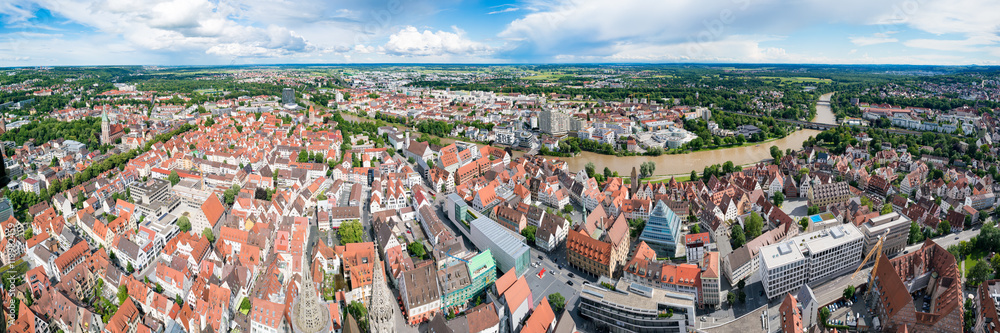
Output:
top-left (101, 109), bottom-right (110, 144)
top-left (367, 251), bottom-right (396, 333)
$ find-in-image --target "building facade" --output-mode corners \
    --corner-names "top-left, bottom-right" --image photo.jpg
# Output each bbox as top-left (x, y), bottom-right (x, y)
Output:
top-left (579, 279), bottom-right (696, 333)
top-left (759, 224), bottom-right (864, 299)
top-left (639, 200), bottom-right (683, 258)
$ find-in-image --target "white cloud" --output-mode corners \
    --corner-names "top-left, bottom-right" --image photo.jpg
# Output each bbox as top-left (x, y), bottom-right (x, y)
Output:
top-left (850, 32), bottom-right (898, 46)
top-left (0, 0), bottom-right (316, 60)
top-left (497, 0), bottom-right (1000, 63)
top-left (903, 34), bottom-right (1000, 51)
top-left (488, 7), bottom-right (520, 15)
top-left (382, 26), bottom-right (490, 56)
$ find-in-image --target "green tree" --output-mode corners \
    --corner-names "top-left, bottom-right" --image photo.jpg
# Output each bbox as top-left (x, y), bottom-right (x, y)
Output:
top-left (938, 220), bottom-right (952, 236)
top-left (603, 167), bottom-right (613, 180)
top-left (407, 241), bottom-right (426, 259)
top-left (843, 285), bottom-right (855, 299)
top-left (347, 301), bottom-right (369, 332)
top-left (548, 293), bottom-right (566, 313)
top-left (770, 145), bottom-right (783, 162)
top-left (881, 204), bottom-right (893, 214)
top-left (521, 225), bottom-right (538, 245)
top-left (168, 170), bottom-right (180, 186)
top-left (177, 215), bottom-right (191, 232)
top-left (807, 205), bottom-right (819, 215)
top-left (690, 224), bottom-right (700, 234)
top-left (585, 162), bottom-right (596, 178)
top-left (117, 285), bottom-right (129, 304)
top-left (727, 291), bottom-right (736, 304)
top-left (126, 261), bottom-right (134, 274)
top-left (820, 307), bottom-right (831, 325)
top-left (908, 221), bottom-right (924, 244)
top-left (690, 170), bottom-right (698, 181)
top-left (240, 297), bottom-right (251, 313)
top-left (731, 224), bottom-right (746, 248)
top-left (203, 228), bottom-right (215, 243)
top-left (970, 259), bottom-right (991, 286)
top-left (222, 184), bottom-right (241, 206)
top-left (772, 192), bottom-right (785, 207)
top-left (338, 220), bottom-right (364, 244)
top-left (745, 212), bottom-right (764, 240)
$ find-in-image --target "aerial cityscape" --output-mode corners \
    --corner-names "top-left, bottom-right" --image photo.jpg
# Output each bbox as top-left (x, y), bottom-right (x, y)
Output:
top-left (1, 1), bottom-right (1000, 333)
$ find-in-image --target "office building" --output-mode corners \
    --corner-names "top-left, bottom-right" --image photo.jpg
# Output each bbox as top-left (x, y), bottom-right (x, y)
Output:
top-left (282, 88), bottom-right (296, 107)
top-left (469, 213), bottom-right (530, 277)
top-left (859, 212), bottom-right (910, 257)
top-left (639, 200), bottom-right (683, 258)
top-left (579, 278), bottom-right (696, 333)
top-left (759, 224), bottom-right (864, 299)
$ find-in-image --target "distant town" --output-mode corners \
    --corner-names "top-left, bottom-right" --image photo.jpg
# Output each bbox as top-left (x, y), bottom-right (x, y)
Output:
top-left (0, 64), bottom-right (997, 333)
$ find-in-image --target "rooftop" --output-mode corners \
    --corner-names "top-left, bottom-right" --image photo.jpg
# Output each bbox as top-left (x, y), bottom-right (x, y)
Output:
top-left (580, 278), bottom-right (695, 312)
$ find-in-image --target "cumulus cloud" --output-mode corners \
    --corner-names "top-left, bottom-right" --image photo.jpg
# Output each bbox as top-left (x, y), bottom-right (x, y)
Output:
top-left (497, 0), bottom-right (1000, 62)
top-left (382, 26), bottom-right (490, 56)
top-left (0, 0), bottom-right (315, 59)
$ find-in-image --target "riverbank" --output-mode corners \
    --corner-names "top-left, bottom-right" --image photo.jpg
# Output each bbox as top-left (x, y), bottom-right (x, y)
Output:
top-left (328, 102), bottom-right (825, 178)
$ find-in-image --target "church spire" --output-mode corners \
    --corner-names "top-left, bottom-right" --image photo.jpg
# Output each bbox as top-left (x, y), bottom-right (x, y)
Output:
top-left (367, 251), bottom-right (396, 333)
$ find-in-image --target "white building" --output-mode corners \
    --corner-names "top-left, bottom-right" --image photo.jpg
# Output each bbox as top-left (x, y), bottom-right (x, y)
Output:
top-left (759, 224), bottom-right (864, 299)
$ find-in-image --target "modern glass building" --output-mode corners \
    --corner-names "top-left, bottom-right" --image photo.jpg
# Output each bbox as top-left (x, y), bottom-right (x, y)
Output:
top-left (469, 213), bottom-right (530, 276)
top-left (639, 200), bottom-right (683, 258)
top-left (467, 250), bottom-right (497, 297)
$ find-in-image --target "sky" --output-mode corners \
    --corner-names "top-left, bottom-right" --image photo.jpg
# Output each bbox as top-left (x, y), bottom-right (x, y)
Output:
top-left (1, 0), bottom-right (999, 66)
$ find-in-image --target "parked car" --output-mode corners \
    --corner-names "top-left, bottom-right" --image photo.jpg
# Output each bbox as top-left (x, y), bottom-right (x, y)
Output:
top-left (567, 280), bottom-right (574, 286)
top-left (568, 272), bottom-right (575, 278)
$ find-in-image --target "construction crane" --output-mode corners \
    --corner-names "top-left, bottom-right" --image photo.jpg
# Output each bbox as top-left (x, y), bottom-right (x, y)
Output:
top-left (851, 229), bottom-right (889, 305)
top-left (852, 229), bottom-right (889, 281)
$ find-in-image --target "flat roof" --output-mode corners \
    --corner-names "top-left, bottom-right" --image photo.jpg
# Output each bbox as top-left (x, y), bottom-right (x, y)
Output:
top-left (759, 241), bottom-right (804, 269)
top-left (580, 279), bottom-right (695, 312)
top-left (798, 224), bottom-right (863, 254)
top-left (471, 215), bottom-right (529, 257)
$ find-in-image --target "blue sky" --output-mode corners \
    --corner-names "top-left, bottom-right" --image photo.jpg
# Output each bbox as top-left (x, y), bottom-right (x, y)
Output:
top-left (1, 0), bottom-right (998, 66)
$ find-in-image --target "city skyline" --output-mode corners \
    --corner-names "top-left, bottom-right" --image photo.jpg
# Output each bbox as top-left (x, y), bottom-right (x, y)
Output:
top-left (1, 0), bottom-right (999, 66)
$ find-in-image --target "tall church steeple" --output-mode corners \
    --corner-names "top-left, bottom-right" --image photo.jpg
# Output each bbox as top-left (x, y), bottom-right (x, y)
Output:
top-left (367, 251), bottom-right (396, 333)
top-left (101, 109), bottom-right (110, 144)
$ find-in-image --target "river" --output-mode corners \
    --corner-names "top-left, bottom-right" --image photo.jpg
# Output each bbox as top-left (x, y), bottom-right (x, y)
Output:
top-left (813, 92), bottom-right (837, 125)
top-left (512, 129), bottom-right (820, 176)
top-left (336, 95), bottom-right (835, 177)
